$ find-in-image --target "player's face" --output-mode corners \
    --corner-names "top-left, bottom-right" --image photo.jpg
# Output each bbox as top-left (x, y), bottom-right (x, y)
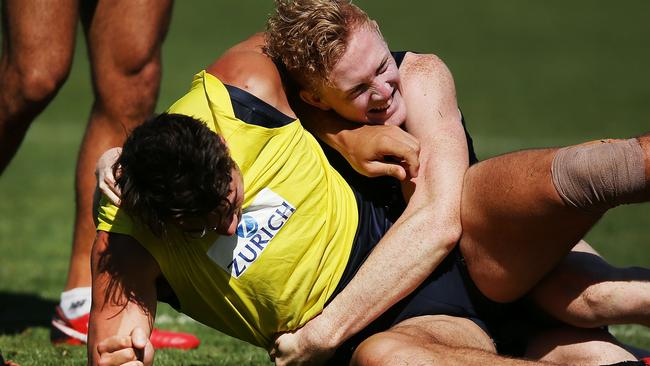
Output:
top-left (178, 166), bottom-right (244, 238)
top-left (303, 24), bottom-right (407, 126)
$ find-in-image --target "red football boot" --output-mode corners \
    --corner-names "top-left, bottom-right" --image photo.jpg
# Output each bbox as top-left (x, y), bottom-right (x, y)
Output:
top-left (50, 306), bottom-right (200, 349)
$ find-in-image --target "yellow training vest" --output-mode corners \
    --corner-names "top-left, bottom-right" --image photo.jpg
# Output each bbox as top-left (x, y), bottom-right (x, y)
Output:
top-left (97, 71), bottom-right (358, 347)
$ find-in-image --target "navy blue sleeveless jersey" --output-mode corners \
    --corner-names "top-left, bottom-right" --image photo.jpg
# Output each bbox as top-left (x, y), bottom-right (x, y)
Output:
top-left (323, 51), bottom-right (527, 363)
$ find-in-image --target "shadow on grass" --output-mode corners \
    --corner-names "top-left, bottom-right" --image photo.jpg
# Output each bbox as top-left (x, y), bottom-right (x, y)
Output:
top-left (0, 291), bottom-right (56, 335)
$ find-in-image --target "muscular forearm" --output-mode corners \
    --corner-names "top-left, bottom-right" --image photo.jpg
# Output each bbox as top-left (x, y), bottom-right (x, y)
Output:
top-left (306, 53), bottom-right (469, 348)
top-left (88, 231), bottom-right (158, 365)
top-left (272, 53), bottom-right (469, 364)
top-left (309, 204), bottom-right (460, 347)
top-left (309, 132), bottom-right (466, 345)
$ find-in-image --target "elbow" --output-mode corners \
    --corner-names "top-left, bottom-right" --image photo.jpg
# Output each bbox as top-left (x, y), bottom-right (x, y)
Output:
top-left (439, 220), bottom-right (462, 251)
top-left (416, 209), bottom-right (462, 252)
top-left (428, 210), bottom-right (462, 252)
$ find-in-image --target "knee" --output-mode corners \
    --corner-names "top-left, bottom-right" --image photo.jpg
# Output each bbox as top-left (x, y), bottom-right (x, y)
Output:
top-left (351, 332), bottom-right (448, 366)
top-left (351, 333), bottom-right (408, 366)
top-left (113, 44), bottom-right (161, 83)
top-left (565, 270), bottom-right (633, 328)
top-left (550, 259), bottom-right (612, 328)
top-left (570, 266), bottom-right (646, 328)
top-left (12, 56), bottom-right (71, 105)
top-left (536, 253), bottom-right (641, 328)
top-left (564, 286), bottom-right (608, 328)
top-left (93, 49), bottom-right (161, 121)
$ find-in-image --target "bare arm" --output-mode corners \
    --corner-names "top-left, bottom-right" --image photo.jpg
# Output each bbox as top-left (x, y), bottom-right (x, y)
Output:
top-left (87, 231), bottom-right (160, 366)
top-left (296, 102), bottom-right (421, 180)
top-left (398, 54), bottom-right (468, 221)
top-left (272, 53), bottom-right (470, 365)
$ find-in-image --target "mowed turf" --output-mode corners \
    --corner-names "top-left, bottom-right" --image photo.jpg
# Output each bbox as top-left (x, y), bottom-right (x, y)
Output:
top-left (1, 1), bottom-right (648, 364)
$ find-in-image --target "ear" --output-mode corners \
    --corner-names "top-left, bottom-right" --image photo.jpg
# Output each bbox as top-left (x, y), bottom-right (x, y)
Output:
top-left (299, 89), bottom-right (331, 111)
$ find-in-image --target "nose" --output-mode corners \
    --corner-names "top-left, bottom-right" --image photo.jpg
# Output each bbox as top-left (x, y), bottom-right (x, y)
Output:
top-left (370, 80), bottom-right (392, 101)
top-left (223, 209), bottom-right (242, 236)
top-left (224, 219), bottom-right (237, 236)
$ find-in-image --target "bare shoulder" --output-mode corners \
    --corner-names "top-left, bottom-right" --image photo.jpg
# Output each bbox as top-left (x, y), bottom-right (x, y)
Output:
top-left (400, 53), bottom-right (455, 89)
top-left (399, 53), bottom-right (461, 135)
top-left (206, 34), bottom-right (294, 117)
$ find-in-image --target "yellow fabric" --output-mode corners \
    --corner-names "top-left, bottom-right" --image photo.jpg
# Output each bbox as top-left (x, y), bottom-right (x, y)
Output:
top-left (96, 71), bottom-right (358, 347)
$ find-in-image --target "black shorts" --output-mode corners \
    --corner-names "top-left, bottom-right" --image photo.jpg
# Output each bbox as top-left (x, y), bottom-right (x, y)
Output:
top-left (320, 106), bottom-right (523, 362)
top-left (324, 189), bottom-right (526, 363)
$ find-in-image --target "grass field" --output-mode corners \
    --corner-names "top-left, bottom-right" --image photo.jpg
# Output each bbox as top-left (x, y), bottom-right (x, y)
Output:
top-left (1, 1), bottom-right (649, 364)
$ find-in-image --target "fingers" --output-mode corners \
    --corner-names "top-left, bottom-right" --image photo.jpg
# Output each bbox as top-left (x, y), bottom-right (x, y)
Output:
top-left (365, 161), bottom-right (407, 180)
top-left (130, 326), bottom-right (149, 349)
top-left (268, 334), bottom-right (281, 362)
top-left (97, 335), bottom-right (134, 355)
top-left (392, 144), bottom-right (420, 179)
top-left (98, 348), bottom-right (142, 366)
top-left (99, 176), bottom-right (122, 206)
top-left (96, 147), bottom-right (123, 205)
top-left (97, 165), bottom-right (122, 205)
top-left (374, 128), bottom-right (420, 179)
top-left (97, 328), bottom-right (151, 366)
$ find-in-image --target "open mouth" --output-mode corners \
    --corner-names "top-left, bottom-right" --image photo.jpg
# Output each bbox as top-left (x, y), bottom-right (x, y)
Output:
top-left (368, 88), bottom-right (397, 115)
top-left (369, 104), bottom-right (390, 113)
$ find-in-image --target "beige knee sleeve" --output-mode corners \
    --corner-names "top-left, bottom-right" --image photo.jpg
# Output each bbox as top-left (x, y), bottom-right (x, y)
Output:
top-left (551, 138), bottom-right (647, 211)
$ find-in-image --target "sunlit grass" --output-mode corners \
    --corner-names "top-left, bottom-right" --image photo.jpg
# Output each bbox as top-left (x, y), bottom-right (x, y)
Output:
top-left (1, 1), bottom-right (648, 364)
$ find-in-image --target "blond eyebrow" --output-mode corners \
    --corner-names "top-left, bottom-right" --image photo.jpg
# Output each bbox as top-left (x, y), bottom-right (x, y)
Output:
top-left (376, 56), bottom-right (389, 75)
top-left (345, 84), bottom-right (366, 99)
top-left (344, 55), bottom-right (390, 98)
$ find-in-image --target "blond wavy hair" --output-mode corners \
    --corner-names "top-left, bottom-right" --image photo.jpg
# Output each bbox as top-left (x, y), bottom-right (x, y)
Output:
top-left (264, 0), bottom-right (377, 91)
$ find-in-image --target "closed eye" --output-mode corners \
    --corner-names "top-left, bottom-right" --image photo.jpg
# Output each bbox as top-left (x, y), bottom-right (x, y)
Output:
top-left (376, 57), bottom-right (388, 75)
top-left (347, 84), bottom-right (369, 99)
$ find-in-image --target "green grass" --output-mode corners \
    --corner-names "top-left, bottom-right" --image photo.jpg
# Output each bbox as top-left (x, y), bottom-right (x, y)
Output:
top-left (0, 1), bottom-right (648, 364)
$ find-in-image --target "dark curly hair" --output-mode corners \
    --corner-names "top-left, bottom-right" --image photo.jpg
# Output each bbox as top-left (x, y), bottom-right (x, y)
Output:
top-left (115, 113), bottom-right (235, 237)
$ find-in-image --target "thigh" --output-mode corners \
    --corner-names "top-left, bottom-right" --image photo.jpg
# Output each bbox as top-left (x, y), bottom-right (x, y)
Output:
top-left (350, 315), bottom-right (496, 366)
top-left (82, 0), bottom-right (172, 66)
top-left (459, 148), bottom-right (603, 303)
top-left (81, 0), bottom-right (172, 118)
top-left (2, 0), bottom-right (77, 74)
top-left (390, 315), bottom-right (496, 351)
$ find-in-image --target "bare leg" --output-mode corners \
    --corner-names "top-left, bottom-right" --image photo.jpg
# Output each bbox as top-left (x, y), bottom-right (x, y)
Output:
top-left (460, 136), bottom-right (649, 303)
top-left (526, 326), bottom-right (637, 365)
top-left (351, 315), bottom-right (558, 366)
top-left (531, 241), bottom-right (650, 328)
top-left (0, 0), bottom-right (77, 173)
top-left (64, 0), bottom-right (173, 290)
